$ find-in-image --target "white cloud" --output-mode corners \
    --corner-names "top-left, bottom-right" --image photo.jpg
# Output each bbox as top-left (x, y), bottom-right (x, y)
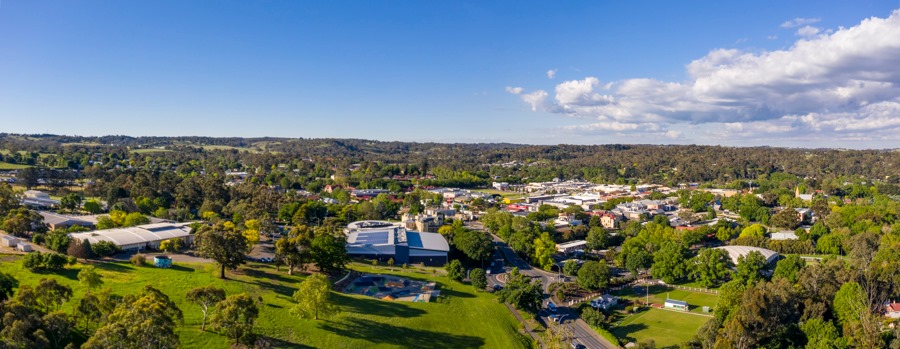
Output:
top-left (512, 10), bottom-right (900, 145)
top-left (781, 17), bottom-right (821, 28)
top-left (795, 25), bottom-right (821, 37)
top-left (547, 69), bottom-right (557, 79)
top-left (505, 86), bottom-right (524, 95)
top-left (767, 35), bottom-right (778, 40)
top-left (521, 90), bottom-right (548, 111)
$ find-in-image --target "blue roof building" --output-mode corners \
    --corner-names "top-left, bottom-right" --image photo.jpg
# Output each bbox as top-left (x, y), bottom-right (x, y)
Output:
top-left (346, 227), bottom-right (449, 266)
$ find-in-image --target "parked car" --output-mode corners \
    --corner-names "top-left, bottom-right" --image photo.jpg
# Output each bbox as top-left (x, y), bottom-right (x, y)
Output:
top-left (547, 302), bottom-right (557, 313)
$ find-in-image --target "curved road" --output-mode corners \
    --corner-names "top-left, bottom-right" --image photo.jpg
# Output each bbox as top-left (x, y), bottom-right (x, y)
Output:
top-left (483, 229), bottom-right (618, 349)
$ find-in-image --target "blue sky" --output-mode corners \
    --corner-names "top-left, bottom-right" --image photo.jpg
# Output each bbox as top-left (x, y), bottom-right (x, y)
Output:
top-left (1, 1), bottom-right (899, 148)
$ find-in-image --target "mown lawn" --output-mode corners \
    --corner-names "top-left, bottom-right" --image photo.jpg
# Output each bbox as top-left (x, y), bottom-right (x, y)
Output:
top-left (1, 256), bottom-right (532, 349)
top-left (613, 284), bottom-right (718, 314)
top-left (612, 308), bottom-right (710, 348)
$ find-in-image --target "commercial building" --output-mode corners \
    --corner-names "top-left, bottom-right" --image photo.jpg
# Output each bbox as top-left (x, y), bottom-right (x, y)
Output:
top-left (38, 211), bottom-right (95, 230)
top-left (556, 240), bottom-right (587, 254)
top-left (346, 227), bottom-right (449, 266)
top-left (21, 190), bottom-right (60, 208)
top-left (69, 222), bottom-right (194, 253)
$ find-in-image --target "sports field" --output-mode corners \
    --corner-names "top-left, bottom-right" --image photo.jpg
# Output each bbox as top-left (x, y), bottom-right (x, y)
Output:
top-left (612, 308), bottom-right (711, 348)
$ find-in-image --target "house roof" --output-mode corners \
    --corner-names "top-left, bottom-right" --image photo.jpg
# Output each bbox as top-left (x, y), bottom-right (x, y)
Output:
top-left (889, 303), bottom-right (900, 312)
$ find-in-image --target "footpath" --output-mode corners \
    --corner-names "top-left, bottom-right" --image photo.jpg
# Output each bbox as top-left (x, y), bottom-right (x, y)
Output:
top-left (504, 303), bottom-right (546, 348)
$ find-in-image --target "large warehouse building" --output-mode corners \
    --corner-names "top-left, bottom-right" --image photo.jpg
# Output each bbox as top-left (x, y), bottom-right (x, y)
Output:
top-left (346, 226), bottom-right (449, 266)
top-left (69, 222), bottom-right (194, 252)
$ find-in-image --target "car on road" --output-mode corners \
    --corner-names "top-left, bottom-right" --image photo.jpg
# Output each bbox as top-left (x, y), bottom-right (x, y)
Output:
top-left (547, 302), bottom-right (557, 313)
top-left (492, 284), bottom-right (503, 291)
top-left (571, 341), bottom-right (586, 349)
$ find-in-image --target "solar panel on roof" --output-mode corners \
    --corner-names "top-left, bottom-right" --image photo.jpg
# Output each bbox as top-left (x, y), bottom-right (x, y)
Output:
top-left (355, 231), bottom-right (389, 245)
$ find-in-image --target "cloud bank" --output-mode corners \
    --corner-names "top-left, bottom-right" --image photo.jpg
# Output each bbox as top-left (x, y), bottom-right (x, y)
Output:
top-left (510, 10), bottom-right (900, 146)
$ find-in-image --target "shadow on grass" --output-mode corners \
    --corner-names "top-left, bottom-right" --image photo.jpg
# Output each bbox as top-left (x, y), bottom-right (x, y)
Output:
top-left (241, 266), bottom-right (297, 284)
top-left (319, 318), bottom-right (484, 349)
top-left (438, 285), bottom-right (474, 299)
top-left (611, 322), bottom-right (648, 343)
top-left (94, 261), bottom-right (135, 273)
top-left (261, 336), bottom-right (315, 349)
top-left (33, 267), bottom-right (79, 280)
top-left (251, 280), bottom-right (297, 298)
top-left (332, 293), bottom-right (426, 318)
top-left (168, 264), bottom-right (194, 272)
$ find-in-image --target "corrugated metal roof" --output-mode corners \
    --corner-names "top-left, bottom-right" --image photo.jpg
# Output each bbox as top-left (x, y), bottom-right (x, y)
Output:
top-left (406, 232), bottom-right (449, 252)
top-left (69, 223), bottom-right (192, 247)
top-left (714, 245), bottom-right (779, 264)
top-left (665, 299), bottom-right (688, 306)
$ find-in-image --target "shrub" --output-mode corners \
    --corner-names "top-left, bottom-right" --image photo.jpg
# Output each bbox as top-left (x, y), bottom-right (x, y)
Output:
top-left (91, 241), bottom-right (119, 257)
top-left (31, 233), bottom-right (45, 245)
top-left (130, 254), bottom-right (147, 267)
top-left (580, 307), bottom-right (608, 328)
top-left (22, 252), bottom-right (69, 271)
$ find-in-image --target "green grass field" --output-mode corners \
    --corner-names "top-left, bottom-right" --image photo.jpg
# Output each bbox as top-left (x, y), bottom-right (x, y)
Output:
top-left (613, 284), bottom-right (719, 315)
top-left (131, 148), bottom-right (173, 154)
top-left (612, 308), bottom-right (710, 348)
top-left (0, 162), bottom-right (32, 169)
top-left (200, 145), bottom-right (262, 153)
top-left (1, 256), bottom-right (532, 349)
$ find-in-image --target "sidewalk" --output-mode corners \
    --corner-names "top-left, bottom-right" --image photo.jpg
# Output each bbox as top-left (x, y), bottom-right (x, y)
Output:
top-left (504, 303), bottom-right (546, 348)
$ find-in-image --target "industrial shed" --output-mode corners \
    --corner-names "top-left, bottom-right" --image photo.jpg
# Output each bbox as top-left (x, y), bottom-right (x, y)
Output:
top-left (69, 222), bottom-right (193, 252)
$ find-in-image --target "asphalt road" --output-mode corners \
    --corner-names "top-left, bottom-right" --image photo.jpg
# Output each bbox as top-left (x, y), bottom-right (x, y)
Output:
top-left (485, 231), bottom-right (618, 349)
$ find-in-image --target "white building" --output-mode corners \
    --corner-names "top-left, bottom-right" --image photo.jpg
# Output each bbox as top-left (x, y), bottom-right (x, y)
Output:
top-left (714, 245), bottom-right (780, 265)
top-left (69, 222), bottom-right (194, 252)
top-left (556, 240), bottom-right (587, 254)
top-left (1, 235), bottom-right (19, 247)
top-left (21, 190), bottom-right (60, 208)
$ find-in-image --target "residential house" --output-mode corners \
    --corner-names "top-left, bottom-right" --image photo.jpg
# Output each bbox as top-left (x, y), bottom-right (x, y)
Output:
top-left (886, 302), bottom-right (900, 319)
top-left (590, 294), bottom-right (619, 310)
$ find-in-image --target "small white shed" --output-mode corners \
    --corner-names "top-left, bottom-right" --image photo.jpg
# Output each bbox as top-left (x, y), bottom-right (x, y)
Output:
top-left (1, 235), bottom-right (19, 247)
top-left (16, 243), bottom-right (33, 252)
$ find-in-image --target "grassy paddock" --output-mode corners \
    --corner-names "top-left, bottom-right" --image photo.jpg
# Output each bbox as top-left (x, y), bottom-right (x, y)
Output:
top-left (0, 162), bottom-right (33, 169)
top-left (612, 308), bottom-right (709, 347)
top-left (1, 256), bottom-right (531, 349)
